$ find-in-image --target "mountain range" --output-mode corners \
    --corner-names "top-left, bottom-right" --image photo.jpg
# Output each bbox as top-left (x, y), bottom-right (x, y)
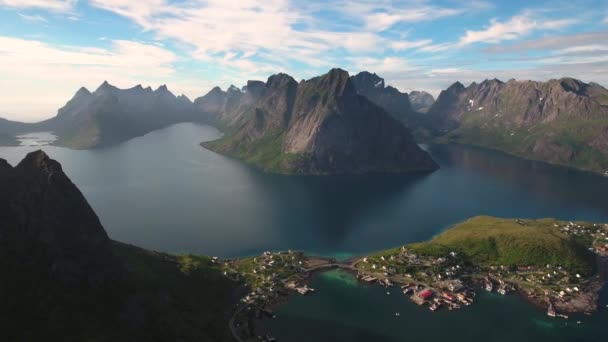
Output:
top-left (197, 68), bottom-right (438, 174)
top-left (422, 78), bottom-right (608, 173)
top-left (2, 69), bottom-right (608, 174)
top-left (0, 150), bottom-right (236, 341)
top-left (0, 82), bottom-right (195, 149)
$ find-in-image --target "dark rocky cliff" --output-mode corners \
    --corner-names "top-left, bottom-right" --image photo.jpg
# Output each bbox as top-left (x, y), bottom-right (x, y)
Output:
top-left (201, 69), bottom-right (438, 175)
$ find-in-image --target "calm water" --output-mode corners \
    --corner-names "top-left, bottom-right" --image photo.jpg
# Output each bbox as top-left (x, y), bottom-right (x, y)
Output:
top-left (1, 122), bottom-right (607, 340)
top-left (1, 123), bottom-right (607, 258)
top-left (259, 270), bottom-right (608, 342)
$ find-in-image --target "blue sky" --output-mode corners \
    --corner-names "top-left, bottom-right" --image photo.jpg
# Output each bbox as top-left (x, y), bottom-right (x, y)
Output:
top-left (1, 0), bottom-right (607, 121)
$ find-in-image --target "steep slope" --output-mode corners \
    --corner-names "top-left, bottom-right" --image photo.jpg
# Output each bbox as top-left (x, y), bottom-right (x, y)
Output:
top-left (0, 83), bottom-right (195, 149)
top-left (350, 71), bottom-right (417, 123)
top-left (425, 78), bottom-right (608, 173)
top-left (408, 216), bottom-right (595, 275)
top-left (0, 151), bottom-right (236, 341)
top-left (50, 82), bottom-right (195, 148)
top-left (408, 91), bottom-right (435, 113)
top-left (202, 69), bottom-right (438, 174)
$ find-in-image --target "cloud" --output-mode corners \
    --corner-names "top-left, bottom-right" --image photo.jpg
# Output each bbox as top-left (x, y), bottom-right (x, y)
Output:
top-left (364, 7), bottom-right (462, 31)
top-left (0, 36), bottom-right (182, 121)
top-left (459, 13), bottom-right (577, 45)
top-left (604, 16), bottom-right (608, 24)
top-left (87, 0), bottom-right (466, 71)
top-left (18, 13), bottom-right (48, 22)
top-left (0, 0), bottom-right (76, 12)
top-left (484, 31), bottom-right (608, 53)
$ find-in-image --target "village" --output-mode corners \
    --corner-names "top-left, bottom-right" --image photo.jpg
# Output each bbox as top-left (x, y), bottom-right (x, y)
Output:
top-left (219, 220), bottom-right (608, 341)
top-left (353, 220), bottom-right (608, 317)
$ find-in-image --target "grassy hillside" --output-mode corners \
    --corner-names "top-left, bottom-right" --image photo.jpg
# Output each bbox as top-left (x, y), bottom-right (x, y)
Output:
top-left (0, 241), bottom-right (237, 342)
top-left (203, 132), bottom-right (303, 174)
top-left (440, 116), bottom-right (608, 173)
top-left (408, 216), bottom-right (596, 275)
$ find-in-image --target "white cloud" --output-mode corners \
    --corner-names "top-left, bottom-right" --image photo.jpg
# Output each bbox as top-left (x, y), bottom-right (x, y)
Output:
top-left (87, 0), bottom-right (464, 71)
top-left (364, 7), bottom-right (462, 31)
top-left (459, 13), bottom-right (577, 45)
top-left (429, 68), bottom-right (462, 74)
top-left (18, 13), bottom-right (47, 22)
top-left (0, 0), bottom-right (76, 12)
top-left (0, 36), bottom-right (183, 121)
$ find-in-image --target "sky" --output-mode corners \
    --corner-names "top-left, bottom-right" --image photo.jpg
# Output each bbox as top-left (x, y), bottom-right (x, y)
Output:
top-left (1, 0), bottom-right (607, 122)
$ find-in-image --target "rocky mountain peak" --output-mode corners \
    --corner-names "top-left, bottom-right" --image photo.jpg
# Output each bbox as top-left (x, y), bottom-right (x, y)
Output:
top-left (227, 85), bottom-right (241, 93)
top-left (267, 73), bottom-right (297, 89)
top-left (75, 87), bottom-right (91, 97)
top-left (245, 80), bottom-right (267, 98)
top-left (312, 68), bottom-right (355, 98)
top-left (1, 150), bottom-right (118, 286)
top-left (351, 71), bottom-right (385, 92)
top-left (409, 91), bottom-right (435, 113)
top-left (447, 81), bottom-right (466, 93)
top-left (96, 80), bottom-right (116, 93)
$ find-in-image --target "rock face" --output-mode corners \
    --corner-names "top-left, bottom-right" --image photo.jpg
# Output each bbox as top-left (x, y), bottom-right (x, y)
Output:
top-left (0, 150), bottom-right (118, 285)
top-left (0, 83), bottom-right (195, 149)
top-left (350, 71), bottom-right (416, 123)
top-left (425, 78), bottom-right (608, 172)
top-left (408, 91), bottom-right (435, 113)
top-left (199, 69), bottom-right (438, 174)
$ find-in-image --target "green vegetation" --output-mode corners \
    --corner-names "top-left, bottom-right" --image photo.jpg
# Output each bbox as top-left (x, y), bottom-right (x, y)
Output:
top-left (0, 241), bottom-right (237, 342)
top-left (408, 216), bottom-right (596, 275)
top-left (439, 116), bottom-right (608, 173)
top-left (203, 131), bottom-right (303, 174)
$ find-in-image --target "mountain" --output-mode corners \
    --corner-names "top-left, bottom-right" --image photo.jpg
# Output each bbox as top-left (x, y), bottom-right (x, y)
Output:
top-left (0, 151), bottom-right (236, 341)
top-left (199, 69), bottom-right (438, 175)
top-left (408, 91), bottom-right (435, 113)
top-left (350, 71), bottom-right (417, 123)
top-left (424, 77), bottom-right (608, 173)
top-left (0, 82), bottom-right (196, 149)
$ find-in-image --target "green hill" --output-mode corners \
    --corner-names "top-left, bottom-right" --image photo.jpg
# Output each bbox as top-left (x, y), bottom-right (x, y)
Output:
top-left (408, 216), bottom-right (596, 275)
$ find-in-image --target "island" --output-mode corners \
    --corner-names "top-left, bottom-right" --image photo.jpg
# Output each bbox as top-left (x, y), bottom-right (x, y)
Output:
top-left (220, 216), bottom-right (608, 341)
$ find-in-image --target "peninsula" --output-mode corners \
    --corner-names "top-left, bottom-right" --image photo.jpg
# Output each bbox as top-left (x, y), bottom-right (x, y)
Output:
top-left (223, 216), bottom-right (607, 341)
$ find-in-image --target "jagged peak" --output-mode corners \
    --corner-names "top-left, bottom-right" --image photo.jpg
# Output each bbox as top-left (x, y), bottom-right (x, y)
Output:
top-left (177, 94), bottom-right (191, 103)
top-left (75, 86), bottom-right (91, 97)
top-left (156, 84), bottom-right (169, 92)
top-left (447, 81), bottom-right (465, 91)
top-left (15, 150), bottom-right (62, 175)
top-left (326, 68), bottom-right (350, 79)
top-left (245, 80), bottom-right (267, 97)
top-left (266, 73), bottom-right (297, 89)
top-left (227, 85), bottom-right (241, 93)
top-left (0, 158), bottom-right (11, 170)
top-left (480, 78), bottom-right (504, 85)
top-left (96, 80), bottom-right (116, 92)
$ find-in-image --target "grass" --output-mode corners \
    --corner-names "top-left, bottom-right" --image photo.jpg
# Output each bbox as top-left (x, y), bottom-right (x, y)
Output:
top-left (407, 216), bottom-right (596, 276)
top-left (203, 131), bottom-right (303, 174)
top-left (437, 115), bottom-right (608, 173)
top-left (0, 239), bottom-right (238, 342)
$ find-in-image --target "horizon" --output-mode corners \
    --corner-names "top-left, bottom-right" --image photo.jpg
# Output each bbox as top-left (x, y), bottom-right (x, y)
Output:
top-left (1, 0), bottom-right (608, 121)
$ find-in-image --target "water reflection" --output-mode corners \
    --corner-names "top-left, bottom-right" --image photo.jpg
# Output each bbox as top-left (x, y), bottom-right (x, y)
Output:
top-left (2, 123), bottom-right (608, 258)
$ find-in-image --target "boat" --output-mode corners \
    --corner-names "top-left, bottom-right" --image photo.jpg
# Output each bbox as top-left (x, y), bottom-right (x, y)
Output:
top-left (429, 303), bottom-right (441, 311)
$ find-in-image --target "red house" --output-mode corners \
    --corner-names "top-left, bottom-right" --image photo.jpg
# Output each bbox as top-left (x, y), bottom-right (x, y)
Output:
top-left (418, 289), bottom-right (434, 299)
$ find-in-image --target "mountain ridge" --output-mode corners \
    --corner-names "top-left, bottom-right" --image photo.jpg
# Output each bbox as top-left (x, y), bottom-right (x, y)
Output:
top-left (422, 77), bottom-right (608, 173)
top-left (199, 68), bottom-right (439, 175)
